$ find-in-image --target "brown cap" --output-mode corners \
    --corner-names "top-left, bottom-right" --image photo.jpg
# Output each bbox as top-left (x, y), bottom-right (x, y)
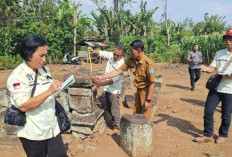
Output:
top-left (223, 28), bottom-right (232, 37)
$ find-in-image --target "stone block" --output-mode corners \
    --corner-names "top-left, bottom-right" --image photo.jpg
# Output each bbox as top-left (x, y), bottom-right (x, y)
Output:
top-left (123, 95), bottom-right (135, 109)
top-left (72, 131), bottom-right (87, 140)
top-left (120, 114), bottom-right (153, 157)
top-left (154, 82), bottom-right (161, 93)
top-left (64, 67), bottom-right (92, 87)
top-left (151, 99), bottom-right (158, 116)
top-left (70, 107), bottom-right (104, 126)
top-left (70, 125), bottom-right (92, 135)
top-left (0, 88), bottom-right (10, 108)
top-left (92, 116), bottom-right (107, 135)
top-left (68, 88), bottom-right (92, 96)
top-left (69, 95), bottom-right (94, 114)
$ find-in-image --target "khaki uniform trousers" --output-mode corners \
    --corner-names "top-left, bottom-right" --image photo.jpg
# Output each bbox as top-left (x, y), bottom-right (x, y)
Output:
top-left (133, 87), bottom-right (151, 120)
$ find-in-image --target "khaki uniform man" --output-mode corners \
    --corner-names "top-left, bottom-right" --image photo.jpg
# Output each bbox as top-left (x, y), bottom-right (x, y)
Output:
top-left (93, 40), bottom-right (155, 120)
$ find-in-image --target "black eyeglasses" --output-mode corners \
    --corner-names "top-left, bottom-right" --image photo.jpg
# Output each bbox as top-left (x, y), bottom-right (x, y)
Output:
top-left (223, 36), bottom-right (232, 42)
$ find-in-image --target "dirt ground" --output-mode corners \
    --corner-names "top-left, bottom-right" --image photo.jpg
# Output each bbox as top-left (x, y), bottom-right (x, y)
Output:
top-left (0, 62), bottom-right (232, 157)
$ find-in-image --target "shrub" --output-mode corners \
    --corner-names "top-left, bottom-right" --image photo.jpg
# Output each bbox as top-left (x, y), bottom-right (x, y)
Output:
top-left (0, 55), bottom-right (22, 70)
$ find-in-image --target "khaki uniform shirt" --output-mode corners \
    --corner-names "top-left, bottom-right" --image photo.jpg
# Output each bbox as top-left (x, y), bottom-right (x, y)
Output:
top-left (7, 61), bottom-right (60, 140)
top-left (120, 54), bottom-right (156, 88)
top-left (210, 48), bottom-right (232, 94)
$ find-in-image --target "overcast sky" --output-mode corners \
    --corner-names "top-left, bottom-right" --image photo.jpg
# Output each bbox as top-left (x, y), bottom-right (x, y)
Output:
top-left (79, 0), bottom-right (232, 26)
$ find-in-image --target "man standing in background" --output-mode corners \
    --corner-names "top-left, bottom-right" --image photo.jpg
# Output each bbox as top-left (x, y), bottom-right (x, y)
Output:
top-left (88, 45), bottom-right (125, 135)
top-left (187, 44), bottom-right (202, 91)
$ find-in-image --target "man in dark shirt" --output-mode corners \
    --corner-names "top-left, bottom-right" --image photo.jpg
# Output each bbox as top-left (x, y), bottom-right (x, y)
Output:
top-left (187, 44), bottom-right (202, 91)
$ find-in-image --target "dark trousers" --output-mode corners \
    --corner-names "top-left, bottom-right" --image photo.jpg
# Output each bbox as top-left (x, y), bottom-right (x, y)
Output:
top-left (203, 90), bottom-right (232, 137)
top-left (19, 134), bottom-right (67, 157)
top-left (105, 91), bottom-right (121, 129)
top-left (188, 68), bottom-right (201, 87)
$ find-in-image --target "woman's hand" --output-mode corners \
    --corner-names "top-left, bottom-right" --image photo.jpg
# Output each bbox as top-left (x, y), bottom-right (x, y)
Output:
top-left (47, 80), bottom-right (63, 95)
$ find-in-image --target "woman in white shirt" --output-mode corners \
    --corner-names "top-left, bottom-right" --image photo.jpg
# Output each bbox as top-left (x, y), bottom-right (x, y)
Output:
top-left (7, 36), bottom-right (67, 157)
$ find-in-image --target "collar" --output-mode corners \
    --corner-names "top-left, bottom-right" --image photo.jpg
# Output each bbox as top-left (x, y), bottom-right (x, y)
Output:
top-left (226, 48), bottom-right (232, 56)
top-left (22, 60), bottom-right (46, 76)
top-left (137, 54), bottom-right (146, 65)
top-left (22, 60), bottom-right (37, 75)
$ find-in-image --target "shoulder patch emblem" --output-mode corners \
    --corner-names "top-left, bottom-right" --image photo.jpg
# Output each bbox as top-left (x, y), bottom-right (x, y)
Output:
top-left (149, 68), bottom-right (154, 74)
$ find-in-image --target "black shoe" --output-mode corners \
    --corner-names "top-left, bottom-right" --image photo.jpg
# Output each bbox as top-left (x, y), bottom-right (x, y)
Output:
top-left (191, 87), bottom-right (194, 91)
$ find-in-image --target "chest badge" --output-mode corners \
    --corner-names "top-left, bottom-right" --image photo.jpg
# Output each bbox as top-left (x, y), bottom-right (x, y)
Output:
top-left (26, 74), bottom-right (34, 81)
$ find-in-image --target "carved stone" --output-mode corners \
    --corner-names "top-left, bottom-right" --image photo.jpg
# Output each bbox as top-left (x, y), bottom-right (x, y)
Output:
top-left (120, 114), bottom-right (153, 157)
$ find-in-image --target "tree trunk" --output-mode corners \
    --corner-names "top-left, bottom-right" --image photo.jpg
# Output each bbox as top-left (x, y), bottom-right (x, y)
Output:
top-left (71, 0), bottom-right (79, 56)
top-left (114, 0), bottom-right (119, 13)
top-left (104, 19), bottom-right (109, 41)
top-left (164, 0), bottom-right (170, 45)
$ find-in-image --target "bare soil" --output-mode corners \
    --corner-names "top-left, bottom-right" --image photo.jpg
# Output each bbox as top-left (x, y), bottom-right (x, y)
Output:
top-left (0, 62), bottom-right (231, 157)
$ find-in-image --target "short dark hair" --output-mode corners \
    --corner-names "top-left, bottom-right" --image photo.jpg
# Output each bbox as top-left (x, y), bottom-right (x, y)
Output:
top-left (115, 44), bottom-right (125, 53)
top-left (193, 43), bottom-right (198, 47)
top-left (20, 36), bottom-right (47, 61)
top-left (130, 40), bottom-right (144, 51)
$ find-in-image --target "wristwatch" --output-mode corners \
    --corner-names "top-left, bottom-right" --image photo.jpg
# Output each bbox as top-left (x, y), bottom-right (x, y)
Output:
top-left (146, 98), bottom-right (151, 103)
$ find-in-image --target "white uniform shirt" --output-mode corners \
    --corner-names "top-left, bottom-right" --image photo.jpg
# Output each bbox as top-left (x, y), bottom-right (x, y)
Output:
top-left (99, 50), bottom-right (124, 94)
top-left (210, 48), bottom-right (232, 94)
top-left (7, 61), bottom-right (60, 140)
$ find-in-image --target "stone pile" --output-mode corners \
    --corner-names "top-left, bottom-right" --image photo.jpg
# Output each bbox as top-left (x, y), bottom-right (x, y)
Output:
top-left (55, 67), bottom-right (107, 140)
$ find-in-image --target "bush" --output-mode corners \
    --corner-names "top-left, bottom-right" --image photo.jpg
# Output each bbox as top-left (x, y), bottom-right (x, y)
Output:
top-left (180, 35), bottom-right (226, 64)
top-left (149, 52), bottom-right (177, 63)
top-left (0, 55), bottom-right (22, 70)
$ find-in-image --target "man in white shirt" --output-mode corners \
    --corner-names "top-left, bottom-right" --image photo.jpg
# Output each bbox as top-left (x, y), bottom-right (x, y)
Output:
top-left (88, 45), bottom-right (125, 135)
